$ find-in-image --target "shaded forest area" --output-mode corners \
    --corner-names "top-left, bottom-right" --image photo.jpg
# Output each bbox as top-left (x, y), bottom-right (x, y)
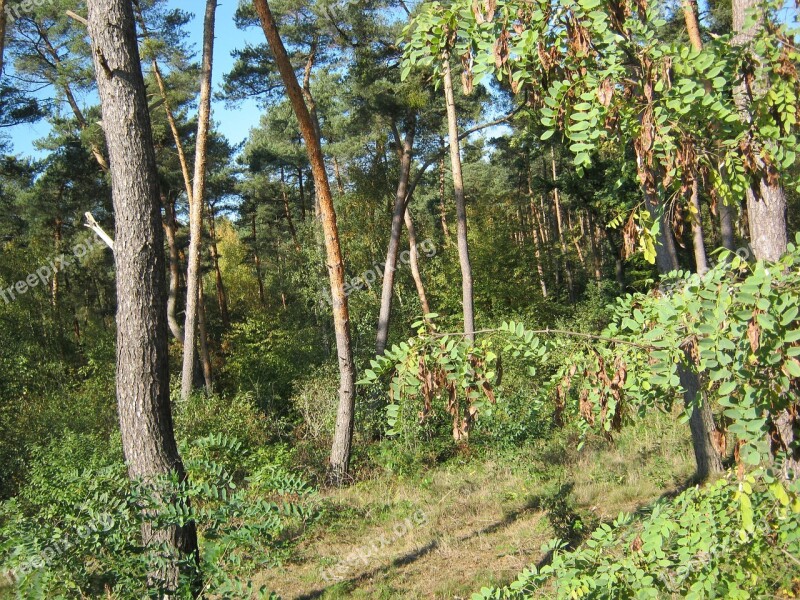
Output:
top-left (0, 0), bottom-right (799, 597)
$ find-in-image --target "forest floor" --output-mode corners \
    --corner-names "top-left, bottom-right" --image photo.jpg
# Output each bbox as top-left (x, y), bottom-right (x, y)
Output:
top-left (256, 413), bottom-right (696, 599)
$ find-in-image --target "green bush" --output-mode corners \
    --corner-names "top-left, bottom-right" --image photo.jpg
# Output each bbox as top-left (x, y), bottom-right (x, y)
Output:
top-left (0, 432), bottom-right (318, 598)
top-left (474, 471), bottom-right (800, 599)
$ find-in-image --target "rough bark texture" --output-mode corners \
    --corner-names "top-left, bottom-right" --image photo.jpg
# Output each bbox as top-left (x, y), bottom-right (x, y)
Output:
top-left (86, 0), bottom-right (199, 590)
top-left (731, 0), bottom-right (788, 263)
top-left (442, 55), bottom-right (475, 342)
top-left (720, 201), bottom-right (736, 251)
top-left (197, 277), bottom-right (213, 394)
top-left (253, 0), bottom-right (356, 485)
top-left (376, 121), bottom-right (415, 355)
top-left (163, 194), bottom-right (185, 343)
top-left (180, 0), bottom-right (217, 401)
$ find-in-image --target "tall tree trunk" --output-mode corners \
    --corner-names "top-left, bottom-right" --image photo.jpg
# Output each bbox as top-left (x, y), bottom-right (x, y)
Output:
top-left (376, 120), bottom-right (415, 355)
top-left (205, 201), bottom-right (230, 328)
top-left (404, 206), bottom-right (431, 317)
top-left (681, 0), bottom-right (713, 276)
top-left (551, 149), bottom-right (575, 302)
top-left (52, 216), bottom-right (62, 309)
top-left (162, 194), bottom-right (185, 343)
top-left (254, 0), bottom-right (356, 485)
top-left (588, 212), bottom-right (603, 288)
top-left (86, 0), bottom-right (199, 591)
top-left (527, 163), bottom-right (548, 297)
top-left (197, 277), bottom-right (213, 394)
top-left (333, 156), bottom-right (345, 195)
top-left (438, 147), bottom-right (452, 247)
top-left (280, 165), bottom-right (301, 252)
top-left (637, 145), bottom-right (724, 480)
top-left (252, 213), bottom-right (266, 307)
top-left (298, 166), bottom-right (306, 221)
top-left (180, 0), bottom-right (217, 401)
top-left (732, 0), bottom-right (795, 476)
top-left (690, 179), bottom-right (709, 275)
top-left (720, 201), bottom-right (736, 251)
top-left (0, 0), bottom-right (7, 76)
top-left (442, 54), bottom-right (475, 342)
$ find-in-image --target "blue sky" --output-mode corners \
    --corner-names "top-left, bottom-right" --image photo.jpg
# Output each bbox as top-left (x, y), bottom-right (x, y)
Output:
top-left (6, 0), bottom-right (265, 158)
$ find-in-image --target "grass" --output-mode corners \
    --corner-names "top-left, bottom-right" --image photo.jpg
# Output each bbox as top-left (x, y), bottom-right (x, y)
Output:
top-left (254, 410), bottom-right (695, 599)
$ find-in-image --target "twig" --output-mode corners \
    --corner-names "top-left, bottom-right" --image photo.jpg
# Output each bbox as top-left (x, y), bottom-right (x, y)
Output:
top-left (430, 327), bottom-right (655, 349)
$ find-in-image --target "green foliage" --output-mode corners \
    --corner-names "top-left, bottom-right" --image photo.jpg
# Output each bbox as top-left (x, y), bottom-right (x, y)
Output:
top-left (473, 472), bottom-right (800, 599)
top-left (0, 432), bottom-right (317, 598)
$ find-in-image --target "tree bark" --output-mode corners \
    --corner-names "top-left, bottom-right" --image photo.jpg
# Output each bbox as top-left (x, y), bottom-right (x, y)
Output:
top-left (404, 206), bottom-right (431, 317)
top-left (527, 163), bottom-right (548, 297)
top-left (438, 149), bottom-right (452, 247)
top-left (690, 179), bottom-right (709, 275)
top-left (254, 0), bottom-right (356, 485)
top-left (551, 148), bottom-right (575, 302)
top-left (637, 145), bottom-right (724, 480)
top-left (162, 193), bottom-right (185, 343)
top-left (732, 0), bottom-right (795, 476)
top-left (442, 54), bottom-right (475, 342)
top-left (720, 201), bottom-right (736, 251)
top-left (197, 276), bottom-right (213, 394)
top-left (376, 120), bottom-right (415, 355)
top-left (86, 0), bottom-right (199, 590)
top-left (205, 201), bottom-right (230, 328)
top-left (731, 0), bottom-right (788, 263)
top-left (180, 0), bottom-right (217, 401)
top-left (588, 212), bottom-right (603, 287)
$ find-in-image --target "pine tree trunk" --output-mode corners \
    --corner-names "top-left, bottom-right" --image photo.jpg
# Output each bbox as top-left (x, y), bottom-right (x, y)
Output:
top-left (551, 149), bottom-right (575, 302)
top-left (438, 148), bottom-right (452, 247)
top-left (404, 206), bottom-right (431, 317)
top-left (637, 149), bottom-right (724, 480)
top-left (732, 0), bottom-right (795, 476)
top-left (588, 212), bottom-right (603, 287)
top-left (86, 0), bottom-right (199, 590)
top-left (690, 179), bottom-right (709, 275)
top-left (252, 213), bottom-right (266, 306)
top-left (720, 201), bottom-right (736, 251)
top-left (180, 0), bottom-right (217, 401)
top-left (527, 163), bottom-right (548, 297)
top-left (162, 194), bottom-right (185, 343)
top-left (376, 121), bottom-right (415, 355)
top-left (254, 0), bottom-right (356, 485)
top-left (280, 165), bottom-right (302, 252)
top-left (205, 201), bottom-right (230, 328)
top-left (0, 0), bottom-right (7, 76)
top-left (197, 277), bottom-right (213, 394)
top-left (442, 54), bottom-right (475, 342)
